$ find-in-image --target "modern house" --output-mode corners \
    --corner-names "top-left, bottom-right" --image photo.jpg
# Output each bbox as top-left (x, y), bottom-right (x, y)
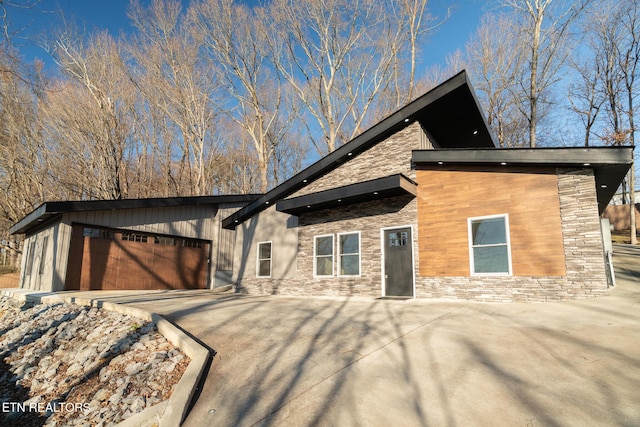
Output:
top-left (10, 196), bottom-right (259, 292)
top-left (11, 71), bottom-right (634, 302)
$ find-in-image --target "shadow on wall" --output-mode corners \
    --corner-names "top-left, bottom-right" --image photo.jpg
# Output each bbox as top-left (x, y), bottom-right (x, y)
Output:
top-left (65, 224), bottom-right (208, 291)
top-left (234, 212), bottom-right (300, 295)
top-left (603, 204), bottom-right (640, 231)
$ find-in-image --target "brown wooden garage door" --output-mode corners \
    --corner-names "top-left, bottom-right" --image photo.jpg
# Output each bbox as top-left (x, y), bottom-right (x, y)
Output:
top-left (65, 225), bottom-right (210, 290)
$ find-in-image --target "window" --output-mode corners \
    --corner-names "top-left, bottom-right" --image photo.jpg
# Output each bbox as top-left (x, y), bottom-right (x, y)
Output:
top-left (154, 236), bottom-right (176, 246)
top-left (25, 241), bottom-right (36, 276)
top-left (389, 231), bottom-right (409, 247)
top-left (83, 227), bottom-right (113, 239)
top-left (314, 235), bottom-right (334, 277)
top-left (182, 239), bottom-right (203, 248)
top-left (122, 232), bottom-right (148, 243)
top-left (257, 242), bottom-right (272, 277)
top-left (468, 214), bottom-right (512, 275)
top-left (38, 236), bottom-right (49, 275)
top-left (338, 232), bottom-right (360, 276)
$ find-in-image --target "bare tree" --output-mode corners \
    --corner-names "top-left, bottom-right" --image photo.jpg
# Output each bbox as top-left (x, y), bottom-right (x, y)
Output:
top-left (268, 0), bottom-right (427, 154)
top-left (127, 0), bottom-right (220, 196)
top-left (568, 54), bottom-right (605, 147)
top-left (618, 1), bottom-right (639, 244)
top-left (43, 28), bottom-right (134, 200)
top-left (464, 13), bottom-right (529, 147)
top-left (500, 0), bottom-right (590, 147)
top-left (191, 0), bottom-right (293, 192)
top-left (0, 50), bottom-right (47, 231)
top-left (584, 0), bottom-right (639, 243)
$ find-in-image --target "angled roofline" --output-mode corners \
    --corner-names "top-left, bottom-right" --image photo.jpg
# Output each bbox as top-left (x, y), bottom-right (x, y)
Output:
top-left (276, 174), bottom-right (417, 216)
top-left (10, 194), bottom-right (260, 236)
top-left (222, 70), bottom-right (492, 229)
top-left (412, 146), bottom-right (634, 214)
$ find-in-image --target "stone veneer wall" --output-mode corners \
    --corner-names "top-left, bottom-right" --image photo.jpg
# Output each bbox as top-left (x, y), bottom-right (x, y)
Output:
top-left (237, 122), bottom-right (423, 296)
top-left (291, 122), bottom-right (422, 198)
top-left (237, 195), bottom-right (418, 297)
top-left (414, 168), bottom-right (608, 302)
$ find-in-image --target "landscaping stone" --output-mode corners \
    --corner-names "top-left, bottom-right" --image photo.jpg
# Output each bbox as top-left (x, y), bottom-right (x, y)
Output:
top-left (0, 296), bottom-right (189, 426)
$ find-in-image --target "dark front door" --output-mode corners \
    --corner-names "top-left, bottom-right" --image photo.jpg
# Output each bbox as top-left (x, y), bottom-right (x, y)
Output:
top-left (384, 227), bottom-right (414, 297)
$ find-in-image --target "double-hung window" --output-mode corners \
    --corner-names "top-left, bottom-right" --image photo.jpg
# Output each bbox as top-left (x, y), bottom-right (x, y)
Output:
top-left (468, 214), bottom-right (512, 275)
top-left (257, 241), bottom-right (272, 278)
top-left (338, 232), bottom-right (360, 276)
top-left (314, 235), bottom-right (334, 277)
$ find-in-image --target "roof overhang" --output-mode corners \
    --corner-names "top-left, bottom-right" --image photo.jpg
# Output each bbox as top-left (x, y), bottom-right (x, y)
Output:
top-left (10, 194), bottom-right (260, 236)
top-left (222, 70), bottom-right (494, 229)
top-left (276, 174), bottom-right (417, 216)
top-left (412, 147), bottom-right (634, 214)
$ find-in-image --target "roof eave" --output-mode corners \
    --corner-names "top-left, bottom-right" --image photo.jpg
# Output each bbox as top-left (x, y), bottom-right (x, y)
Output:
top-left (223, 70), bottom-right (492, 229)
top-left (11, 194), bottom-right (261, 236)
top-left (412, 146), bottom-right (634, 214)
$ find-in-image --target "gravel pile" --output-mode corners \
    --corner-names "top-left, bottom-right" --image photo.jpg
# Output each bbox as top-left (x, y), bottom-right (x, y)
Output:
top-left (0, 297), bottom-right (189, 426)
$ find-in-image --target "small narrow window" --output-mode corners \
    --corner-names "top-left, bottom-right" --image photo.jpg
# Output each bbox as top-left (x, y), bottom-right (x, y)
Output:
top-left (83, 227), bottom-right (113, 239)
top-left (389, 231), bottom-right (408, 247)
top-left (38, 236), bottom-right (49, 275)
top-left (154, 236), bottom-right (176, 246)
top-left (339, 232), bottom-right (360, 276)
top-left (182, 239), bottom-right (203, 248)
top-left (122, 232), bottom-right (148, 243)
top-left (25, 241), bottom-right (36, 276)
top-left (257, 242), bottom-right (272, 278)
top-left (468, 214), bottom-right (512, 275)
top-left (314, 235), bottom-right (334, 277)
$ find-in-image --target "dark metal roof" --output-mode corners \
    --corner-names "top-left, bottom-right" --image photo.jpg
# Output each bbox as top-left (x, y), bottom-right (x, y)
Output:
top-left (10, 194), bottom-right (260, 235)
top-left (276, 174), bottom-right (417, 215)
top-left (222, 70), bottom-right (495, 229)
top-left (411, 147), bottom-right (634, 214)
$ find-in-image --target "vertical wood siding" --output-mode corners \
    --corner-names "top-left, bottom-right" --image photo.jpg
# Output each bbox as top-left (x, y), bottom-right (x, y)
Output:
top-left (64, 205), bottom-right (217, 240)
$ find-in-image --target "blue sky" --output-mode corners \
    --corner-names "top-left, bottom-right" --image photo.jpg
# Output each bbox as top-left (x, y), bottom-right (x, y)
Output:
top-left (9, 0), bottom-right (488, 73)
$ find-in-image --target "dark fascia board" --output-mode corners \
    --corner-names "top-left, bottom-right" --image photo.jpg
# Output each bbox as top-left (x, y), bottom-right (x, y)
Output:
top-left (222, 70), bottom-right (488, 229)
top-left (10, 194), bottom-right (260, 236)
top-left (411, 146), bottom-right (633, 166)
top-left (412, 146), bottom-right (634, 214)
top-left (276, 174), bottom-right (417, 215)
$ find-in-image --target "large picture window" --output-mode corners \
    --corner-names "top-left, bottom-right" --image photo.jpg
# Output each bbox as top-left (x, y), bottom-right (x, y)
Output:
top-left (257, 241), bottom-right (272, 278)
top-left (468, 214), bottom-right (512, 275)
top-left (338, 232), bottom-right (360, 276)
top-left (314, 235), bottom-right (334, 277)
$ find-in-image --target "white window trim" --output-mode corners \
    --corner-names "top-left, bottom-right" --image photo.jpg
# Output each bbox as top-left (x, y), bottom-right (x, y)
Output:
top-left (338, 231), bottom-right (361, 277)
top-left (313, 234), bottom-right (334, 278)
top-left (256, 241), bottom-right (272, 278)
top-left (467, 214), bottom-right (512, 276)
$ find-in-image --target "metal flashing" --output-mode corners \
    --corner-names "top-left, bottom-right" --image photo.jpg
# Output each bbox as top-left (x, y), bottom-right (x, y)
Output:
top-left (276, 174), bottom-right (417, 215)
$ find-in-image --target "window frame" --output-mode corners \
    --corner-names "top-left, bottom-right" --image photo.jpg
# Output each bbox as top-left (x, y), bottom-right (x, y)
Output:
top-left (38, 236), bottom-right (49, 275)
top-left (121, 232), bottom-right (148, 243)
top-left (468, 214), bottom-right (512, 276)
top-left (338, 231), bottom-right (361, 277)
top-left (256, 241), bottom-right (273, 278)
top-left (313, 234), bottom-right (335, 278)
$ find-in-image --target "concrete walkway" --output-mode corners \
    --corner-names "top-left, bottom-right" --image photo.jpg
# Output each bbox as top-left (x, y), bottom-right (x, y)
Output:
top-left (51, 244), bottom-right (638, 426)
top-left (4, 245), bottom-right (638, 426)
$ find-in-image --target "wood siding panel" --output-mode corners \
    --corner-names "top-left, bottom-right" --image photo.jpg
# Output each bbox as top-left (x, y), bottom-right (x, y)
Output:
top-left (417, 167), bottom-right (566, 277)
top-left (65, 225), bottom-right (209, 290)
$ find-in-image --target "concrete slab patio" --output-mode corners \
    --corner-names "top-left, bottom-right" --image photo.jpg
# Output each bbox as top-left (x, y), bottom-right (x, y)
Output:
top-left (49, 243), bottom-right (639, 426)
top-left (3, 244), bottom-right (638, 426)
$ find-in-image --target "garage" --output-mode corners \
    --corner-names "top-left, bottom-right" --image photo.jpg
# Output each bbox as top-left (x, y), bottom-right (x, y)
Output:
top-left (65, 224), bottom-right (210, 291)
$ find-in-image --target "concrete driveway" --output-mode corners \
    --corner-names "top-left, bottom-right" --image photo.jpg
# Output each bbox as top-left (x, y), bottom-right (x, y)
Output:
top-left (93, 245), bottom-right (640, 426)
